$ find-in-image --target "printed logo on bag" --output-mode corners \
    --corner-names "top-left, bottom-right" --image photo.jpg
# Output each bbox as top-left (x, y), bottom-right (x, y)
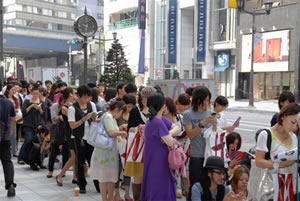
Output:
top-left (273, 173), bottom-right (294, 201)
top-left (209, 132), bottom-right (229, 161)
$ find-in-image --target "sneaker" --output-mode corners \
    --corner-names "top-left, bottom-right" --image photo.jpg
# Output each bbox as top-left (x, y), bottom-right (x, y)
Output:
top-left (7, 185), bottom-right (15, 197)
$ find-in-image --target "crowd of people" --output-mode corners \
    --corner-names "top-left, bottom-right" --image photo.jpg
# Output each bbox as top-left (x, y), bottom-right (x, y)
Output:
top-left (0, 78), bottom-right (299, 201)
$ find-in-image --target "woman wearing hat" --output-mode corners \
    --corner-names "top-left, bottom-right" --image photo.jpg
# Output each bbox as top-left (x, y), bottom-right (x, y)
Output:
top-left (191, 156), bottom-right (231, 201)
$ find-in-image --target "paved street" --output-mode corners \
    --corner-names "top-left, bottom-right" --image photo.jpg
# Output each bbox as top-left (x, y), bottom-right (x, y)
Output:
top-left (224, 109), bottom-right (274, 152)
top-left (0, 109), bottom-right (276, 201)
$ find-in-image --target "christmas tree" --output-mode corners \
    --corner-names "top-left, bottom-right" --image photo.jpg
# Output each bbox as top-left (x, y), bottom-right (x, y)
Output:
top-left (100, 40), bottom-right (135, 88)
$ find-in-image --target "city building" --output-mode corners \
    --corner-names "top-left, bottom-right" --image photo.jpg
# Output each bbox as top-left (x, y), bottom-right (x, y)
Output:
top-left (152, 0), bottom-right (237, 97)
top-left (2, 0), bottom-right (104, 84)
top-left (236, 0), bottom-right (298, 100)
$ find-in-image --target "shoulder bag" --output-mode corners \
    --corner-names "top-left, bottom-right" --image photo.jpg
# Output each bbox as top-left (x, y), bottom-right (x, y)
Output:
top-left (87, 113), bottom-right (113, 150)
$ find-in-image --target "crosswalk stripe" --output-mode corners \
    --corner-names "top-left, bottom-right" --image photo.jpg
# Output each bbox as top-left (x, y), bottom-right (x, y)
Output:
top-left (227, 119), bottom-right (269, 127)
top-left (235, 127), bottom-right (254, 132)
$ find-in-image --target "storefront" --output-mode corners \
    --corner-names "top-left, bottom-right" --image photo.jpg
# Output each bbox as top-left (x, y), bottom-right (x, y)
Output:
top-left (238, 72), bottom-right (294, 100)
top-left (238, 29), bottom-right (293, 100)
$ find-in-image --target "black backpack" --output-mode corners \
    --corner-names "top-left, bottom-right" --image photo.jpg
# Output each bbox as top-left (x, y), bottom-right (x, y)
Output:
top-left (249, 129), bottom-right (272, 160)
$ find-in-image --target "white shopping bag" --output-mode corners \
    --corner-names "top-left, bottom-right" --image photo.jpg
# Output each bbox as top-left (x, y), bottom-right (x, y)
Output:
top-left (125, 125), bottom-right (144, 164)
top-left (204, 126), bottom-right (230, 165)
top-left (273, 173), bottom-right (294, 201)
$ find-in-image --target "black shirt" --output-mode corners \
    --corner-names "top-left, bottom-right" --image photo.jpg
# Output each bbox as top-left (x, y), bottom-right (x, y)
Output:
top-left (270, 113), bottom-right (278, 127)
top-left (22, 99), bottom-right (45, 132)
top-left (127, 105), bottom-right (146, 131)
top-left (0, 95), bottom-right (16, 141)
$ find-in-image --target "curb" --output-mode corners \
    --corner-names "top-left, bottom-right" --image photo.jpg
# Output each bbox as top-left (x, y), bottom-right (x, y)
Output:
top-left (226, 107), bottom-right (277, 115)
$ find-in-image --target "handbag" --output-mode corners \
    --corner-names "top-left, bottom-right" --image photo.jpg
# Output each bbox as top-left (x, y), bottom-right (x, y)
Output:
top-left (248, 160), bottom-right (274, 201)
top-left (50, 121), bottom-right (66, 144)
top-left (87, 113), bottom-right (113, 150)
top-left (125, 124), bottom-right (144, 163)
top-left (168, 140), bottom-right (187, 178)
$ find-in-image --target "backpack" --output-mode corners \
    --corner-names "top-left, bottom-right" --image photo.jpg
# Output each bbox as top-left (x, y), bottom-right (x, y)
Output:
top-left (249, 129), bottom-right (272, 160)
top-left (168, 140), bottom-right (187, 178)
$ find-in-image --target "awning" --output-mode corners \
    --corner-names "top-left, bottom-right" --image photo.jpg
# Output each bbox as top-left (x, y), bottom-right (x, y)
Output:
top-left (213, 66), bottom-right (229, 72)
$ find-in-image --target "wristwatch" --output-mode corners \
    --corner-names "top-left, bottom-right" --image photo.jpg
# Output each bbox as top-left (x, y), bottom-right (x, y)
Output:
top-left (198, 121), bottom-right (205, 128)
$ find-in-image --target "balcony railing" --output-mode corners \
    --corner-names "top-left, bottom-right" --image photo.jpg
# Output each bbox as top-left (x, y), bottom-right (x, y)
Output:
top-left (109, 18), bottom-right (138, 30)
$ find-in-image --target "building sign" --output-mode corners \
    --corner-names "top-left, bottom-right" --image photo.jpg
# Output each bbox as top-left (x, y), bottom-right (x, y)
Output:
top-left (156, 68), bottom-right (163, 77)
top-left (195, 0), bottom-right (206, 62)
top-left (138, 0), bottom-right (146, 30)
top-left (167, 0), bottom-right (177, 64)
top-left (241, 30), bottom-right (290, 72)
top-left (216, 51), bottom-right (230, 68)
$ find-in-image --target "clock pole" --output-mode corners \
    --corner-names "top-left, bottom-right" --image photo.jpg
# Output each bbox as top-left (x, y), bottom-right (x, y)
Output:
top-left (83, 36), bottom-right (88, 85)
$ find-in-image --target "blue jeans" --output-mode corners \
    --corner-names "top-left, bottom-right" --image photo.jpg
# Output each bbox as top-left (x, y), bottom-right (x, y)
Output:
top-left (18, 130), bottom-right (34, 162)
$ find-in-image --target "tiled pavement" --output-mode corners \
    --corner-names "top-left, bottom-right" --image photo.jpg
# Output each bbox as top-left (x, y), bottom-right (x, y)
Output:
top-left (0, 158), bottom-right (186, 201)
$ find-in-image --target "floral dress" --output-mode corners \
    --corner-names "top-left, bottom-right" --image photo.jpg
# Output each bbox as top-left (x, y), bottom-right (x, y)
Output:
top-left (90, 113), bottom-right (119, 183)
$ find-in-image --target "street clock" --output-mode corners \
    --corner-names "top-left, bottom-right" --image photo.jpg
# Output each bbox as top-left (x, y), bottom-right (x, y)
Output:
top-left (74, 11), bottom-right (97, 38)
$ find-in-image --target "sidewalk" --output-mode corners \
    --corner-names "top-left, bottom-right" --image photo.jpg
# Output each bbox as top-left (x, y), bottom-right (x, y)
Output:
top-left (226, 98), bottom-right (278, 114)
top-left (0, 158), bottom-right (186, 201)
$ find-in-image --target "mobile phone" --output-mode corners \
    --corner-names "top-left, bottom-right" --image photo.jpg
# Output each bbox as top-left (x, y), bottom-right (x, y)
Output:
top-left (233, 116), bottom-right (241, 127)
top-left (96, 111), bottom-right (104, 118)
top-left (211, 112), bottom-right (216, 116)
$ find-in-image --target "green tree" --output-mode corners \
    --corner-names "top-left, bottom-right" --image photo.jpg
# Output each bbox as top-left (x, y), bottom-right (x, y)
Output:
top-left (100, 40), bottom-right (135, 88)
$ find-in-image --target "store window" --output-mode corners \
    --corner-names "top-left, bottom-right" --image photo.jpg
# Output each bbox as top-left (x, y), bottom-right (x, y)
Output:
top-left (210, 0), bottom-right (236, 43)
top-left (239, 72), bottom-right (292, 100)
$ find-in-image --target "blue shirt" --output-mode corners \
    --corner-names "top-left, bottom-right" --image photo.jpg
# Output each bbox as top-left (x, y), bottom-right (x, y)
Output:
top-left (0, 96), bottom-right (16, 141)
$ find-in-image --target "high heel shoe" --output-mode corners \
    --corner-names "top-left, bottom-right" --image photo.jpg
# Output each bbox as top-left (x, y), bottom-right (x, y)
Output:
top-left (56, 176), bottom-right (63, 187)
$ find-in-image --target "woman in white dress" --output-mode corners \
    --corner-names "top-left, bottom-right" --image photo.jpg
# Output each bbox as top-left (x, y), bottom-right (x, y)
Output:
top-left (90, 100), bottom-right (127, 201)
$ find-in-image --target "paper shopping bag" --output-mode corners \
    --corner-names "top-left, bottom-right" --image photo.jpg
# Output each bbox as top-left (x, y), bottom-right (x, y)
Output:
top-left (273, 173), bottom-right (294, 201)
top-left (125, 124), bottom-right (144, 164)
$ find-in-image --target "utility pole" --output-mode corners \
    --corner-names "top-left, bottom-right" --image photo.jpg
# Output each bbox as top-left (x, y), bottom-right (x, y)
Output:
top-left (83, 37), bottom-right (88, 85)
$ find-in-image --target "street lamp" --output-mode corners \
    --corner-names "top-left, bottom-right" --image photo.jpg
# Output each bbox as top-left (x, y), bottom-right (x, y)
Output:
top-left (96, 32), bottom-right (118, 81)
top-left (237, 0), bottom-right (273, 107)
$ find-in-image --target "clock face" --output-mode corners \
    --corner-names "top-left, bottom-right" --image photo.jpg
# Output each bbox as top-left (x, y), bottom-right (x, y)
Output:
top-left (74, 15), bottom-right (98, 37)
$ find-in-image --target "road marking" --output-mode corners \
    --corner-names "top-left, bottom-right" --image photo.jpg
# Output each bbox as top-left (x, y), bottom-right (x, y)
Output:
top-left (227, 119), bottom-right (269, 127)
top-left (235, 127), bottom-right (254, 132)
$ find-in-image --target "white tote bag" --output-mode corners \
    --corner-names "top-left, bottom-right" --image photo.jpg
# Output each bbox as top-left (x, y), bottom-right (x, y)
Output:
top-left (87, 113), bottom-right (113, 150)
top-left (125, 125), bottom-right (144, 163)
top-left (248, 160), bottom-right (274, 201)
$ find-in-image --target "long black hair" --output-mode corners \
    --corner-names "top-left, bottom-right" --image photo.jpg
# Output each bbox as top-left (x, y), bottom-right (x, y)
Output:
top-left (147, 93), bottom-right (165, 120)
